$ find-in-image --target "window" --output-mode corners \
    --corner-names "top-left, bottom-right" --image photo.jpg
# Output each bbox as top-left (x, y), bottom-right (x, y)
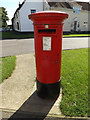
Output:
top-left (84, 22), bottom-right (88, 24)
top-left (17, 22), bottom-right (19, 30)
top-left (73, 7), bottom-right (80, 13)
top-left (31, 9), bottom-right (36, 14)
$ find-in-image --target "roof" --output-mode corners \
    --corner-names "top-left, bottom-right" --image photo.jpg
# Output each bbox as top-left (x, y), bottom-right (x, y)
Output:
top-left (77, 2), bottom-right (90, 11)
top-left (48, 1), bottom-right (90, 11)
top-left (48, 2), bottom-right (72, 9)
top-left (12, 0), bottom-right (26, 19)
top-left (13, 0), bottom-right (90, 20)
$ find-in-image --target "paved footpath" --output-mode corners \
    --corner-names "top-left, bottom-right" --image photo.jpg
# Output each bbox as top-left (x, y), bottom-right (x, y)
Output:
top-left (1, 53), bottom-right (36, 119)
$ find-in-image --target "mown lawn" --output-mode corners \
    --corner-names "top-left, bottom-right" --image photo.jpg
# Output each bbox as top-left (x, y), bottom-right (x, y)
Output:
top-left (60, 48), bottom-right (88, 117)
top-left (0, 56), bottom-right (16, 83)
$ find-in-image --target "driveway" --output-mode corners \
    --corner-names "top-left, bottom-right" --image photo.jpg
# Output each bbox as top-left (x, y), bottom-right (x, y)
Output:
top-left (0, 37), bottom-right (88, 57)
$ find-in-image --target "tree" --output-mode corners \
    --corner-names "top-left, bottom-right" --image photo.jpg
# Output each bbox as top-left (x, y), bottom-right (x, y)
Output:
top-left (0, 7), bottom-right (9, 28)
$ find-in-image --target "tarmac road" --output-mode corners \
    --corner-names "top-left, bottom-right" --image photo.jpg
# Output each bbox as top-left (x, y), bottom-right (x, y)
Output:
top-left (0, 37), bottom-right (89, 57)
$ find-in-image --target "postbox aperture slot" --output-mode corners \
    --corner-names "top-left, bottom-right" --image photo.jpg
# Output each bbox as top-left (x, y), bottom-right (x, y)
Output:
top-left (38, 29), bottom-right (56, 34)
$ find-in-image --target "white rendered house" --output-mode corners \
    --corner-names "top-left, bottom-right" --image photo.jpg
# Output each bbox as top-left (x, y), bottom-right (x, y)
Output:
top-left (12, 0), bottom-right (49, 32)
top-left (12, 0), bottom-right (90, 32)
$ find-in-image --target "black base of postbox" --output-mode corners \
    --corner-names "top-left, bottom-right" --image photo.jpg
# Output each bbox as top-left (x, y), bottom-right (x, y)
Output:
top-left (36, 79), bottom-right (61, 99)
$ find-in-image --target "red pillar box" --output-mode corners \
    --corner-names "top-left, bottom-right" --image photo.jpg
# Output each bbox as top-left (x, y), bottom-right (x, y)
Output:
top-left (28, 11), bottom-right (68, 99)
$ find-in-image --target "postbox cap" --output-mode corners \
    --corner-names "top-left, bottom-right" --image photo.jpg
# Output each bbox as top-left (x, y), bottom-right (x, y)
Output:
top-left (28, 10), bottom-right (68, 24)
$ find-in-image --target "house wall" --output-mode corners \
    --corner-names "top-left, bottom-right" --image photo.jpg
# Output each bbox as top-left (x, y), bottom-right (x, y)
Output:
top-left (13, 0), bottom-right (49, 32)
top-left (50, 7), bottom-right (89, 32)
top-left (13, 1), bottom-right (89, 32)
top-left (13, 11), bottom-right (21, 32)
top-left (19, 1), bottom-right (45, 32)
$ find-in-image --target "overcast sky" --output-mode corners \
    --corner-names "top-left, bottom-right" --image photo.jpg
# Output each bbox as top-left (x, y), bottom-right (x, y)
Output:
top-left (1, 0), bottom-right (90, 25)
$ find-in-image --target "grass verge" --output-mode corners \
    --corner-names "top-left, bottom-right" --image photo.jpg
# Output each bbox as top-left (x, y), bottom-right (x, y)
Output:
top-left (63, 34), bottom-right (90, 37)
top-left (60, 48), bottom-right (88, 117)
top-left (0, 56), bottom-right (16, 83)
